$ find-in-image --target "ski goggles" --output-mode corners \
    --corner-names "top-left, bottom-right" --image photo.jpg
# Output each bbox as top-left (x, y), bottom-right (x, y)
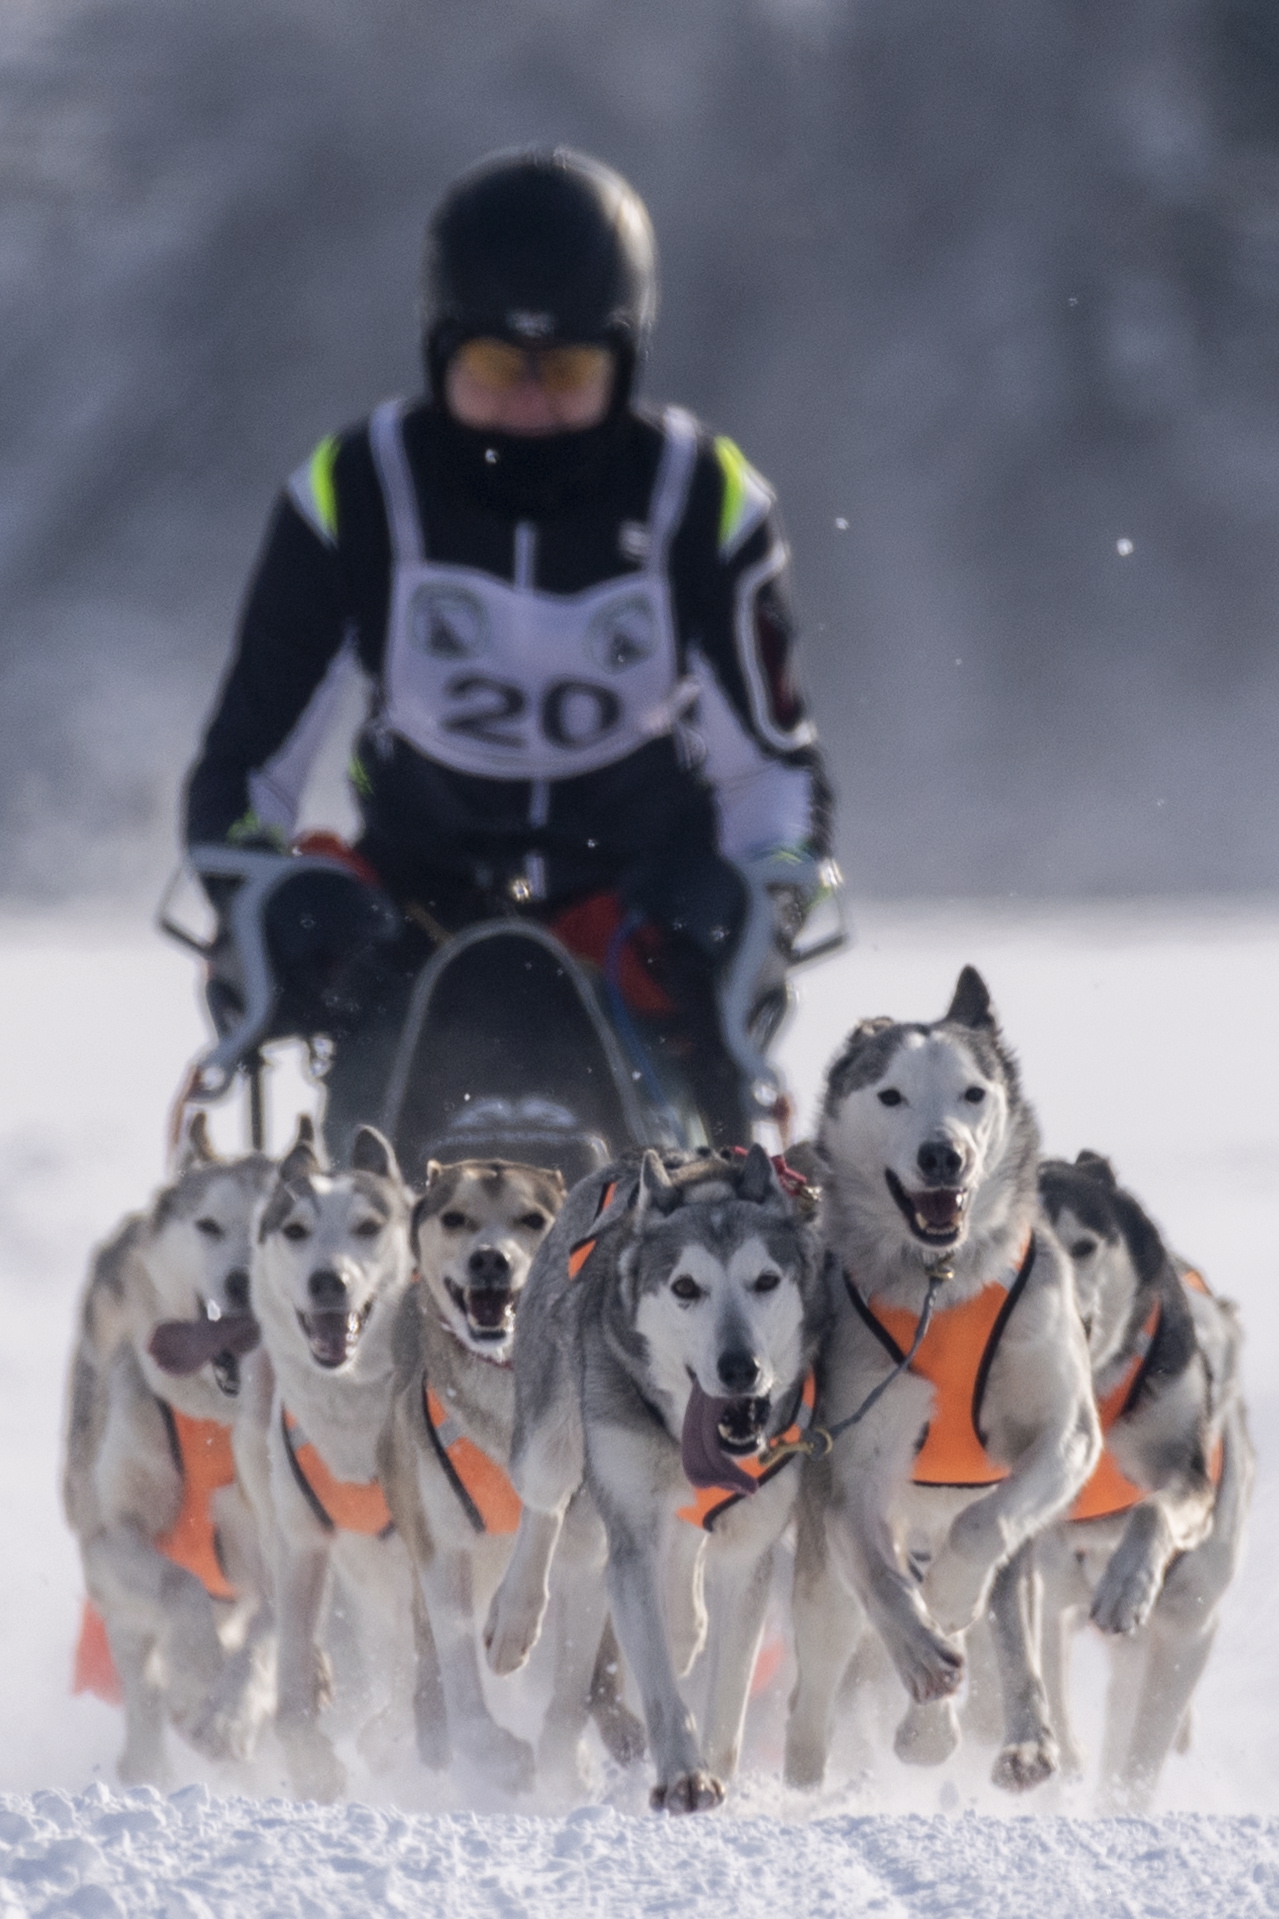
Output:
top-left (453, 337), bottom-right (615, 398)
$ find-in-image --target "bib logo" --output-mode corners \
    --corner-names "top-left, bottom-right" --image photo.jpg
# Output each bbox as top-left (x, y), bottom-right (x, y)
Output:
top-left (411, 585), bottom-right (487, 660)
top-left (587, 592), bottom-right (656, 672)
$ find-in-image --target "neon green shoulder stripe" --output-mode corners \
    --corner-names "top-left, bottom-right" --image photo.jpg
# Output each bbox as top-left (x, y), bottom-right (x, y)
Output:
top-left (713, 435), bottom-right (773, 559)
top-left (287, 434), bottom-right (340, 546)
top-left (308, 436), bottom-right (339, 542)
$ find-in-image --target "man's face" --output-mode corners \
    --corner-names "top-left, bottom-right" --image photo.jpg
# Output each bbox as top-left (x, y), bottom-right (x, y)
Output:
top-left (445, 337), bottom-right (615, 434)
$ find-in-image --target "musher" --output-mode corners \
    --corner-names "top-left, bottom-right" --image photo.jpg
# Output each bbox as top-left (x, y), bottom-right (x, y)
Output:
top-left (183, 147), bottom-right (834, 1157)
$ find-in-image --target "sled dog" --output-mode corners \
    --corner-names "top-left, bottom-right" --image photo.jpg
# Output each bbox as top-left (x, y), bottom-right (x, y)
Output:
top-left (485, 1144), bottom-right (826, 1812)
top-left (380, 1156), bottom-right (640, 1792)
top-left (63, 1116), bottom-right (275, 1785)
top-left (1034, 1151), bottom-right (1251, 1808)
top-left (785, 968), bottom-right (1099, 1791)
top-left (250, 1117), bottom-right (425, 1800)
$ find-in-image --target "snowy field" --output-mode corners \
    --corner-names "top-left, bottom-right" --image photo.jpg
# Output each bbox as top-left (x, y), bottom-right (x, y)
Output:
top-left (1, 897), bottom-right (1277, 1913)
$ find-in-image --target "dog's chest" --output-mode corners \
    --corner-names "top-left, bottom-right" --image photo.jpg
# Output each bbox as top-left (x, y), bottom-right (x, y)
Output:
top-left (275, 1374), bottom-right (385, 1483)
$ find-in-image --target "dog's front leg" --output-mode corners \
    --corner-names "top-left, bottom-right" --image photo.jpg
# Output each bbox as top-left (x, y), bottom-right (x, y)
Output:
top-left (603, 1518), bottom-right (721, 1812)
top-left (1090, 1473), bottom-right (1216, 1637)
top-left (986, 1541), bottom-right (1058, 1793)
top-left (785, 1475), bottom-right (869, 1789)
top-left (484, 1505), bottom-right (565, 1675)
top-left (274, 1541), bottom-right (344, 1801)
top-left (418, 1545), bottom-right (534, 1793)
top-left (699, 1540), bottom-right (774, 1783)
top-left (825, 1483), bottom-right (963, 1706)
top-left (924, 1408), bottom-right (1098, 1637)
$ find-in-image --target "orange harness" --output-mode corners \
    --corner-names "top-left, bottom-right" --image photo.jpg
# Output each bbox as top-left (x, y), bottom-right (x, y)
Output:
top-left (568, 1180), bottom-right (619, 1278)
top-left (281, 1409), bottom-right (394, 1538)
top-left (422, 1380), bottom-right (521, 1535)
top-left (844, 1239), bottom-right (1037, 1488)
top-left (72, 1399), bottom-right (237, 1705)
top-left (676, 1373), bottom-right (818, 1531)
top-left (1071, 1268), bottom-right (1222, 1522)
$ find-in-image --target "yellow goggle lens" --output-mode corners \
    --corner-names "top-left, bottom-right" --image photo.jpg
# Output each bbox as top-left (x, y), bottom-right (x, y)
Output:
top-left (454, 338), bottom-right (613, 397)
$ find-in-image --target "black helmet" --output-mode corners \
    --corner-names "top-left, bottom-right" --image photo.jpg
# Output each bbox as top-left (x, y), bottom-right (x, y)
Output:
top-left (422, 147), bottom-right (657, 407)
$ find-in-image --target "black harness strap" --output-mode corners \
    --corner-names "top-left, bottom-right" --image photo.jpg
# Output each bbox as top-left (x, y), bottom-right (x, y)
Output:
top-left (971, 1234), bottom-right (1038, 1446)
top-left (420, 1377), bottom-right (486, 1538)
top-left (280, 1407), bottom-right (336, 1535)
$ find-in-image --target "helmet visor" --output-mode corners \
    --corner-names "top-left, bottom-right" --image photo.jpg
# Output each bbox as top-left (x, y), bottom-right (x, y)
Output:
top-left (453, 337), bottom-right (615, 398)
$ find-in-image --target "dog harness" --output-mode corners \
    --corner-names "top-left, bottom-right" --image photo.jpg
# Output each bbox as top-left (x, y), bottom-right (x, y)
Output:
top-left (844, 1238), bottom-right (1037, 1488)
top-left (281, 1408), bottom-right (394, 1538)
top-left (676, 1373), bottom-right (818, 1532)
top-left (73, 1399), bottom-right (238, 1705)
top-left (371, 400), bottom-right (699, 783)
top-left (567, 1180), bottom-right (620, 1278)
top-left (421, 1380), bottom-right (521, 1536)
top-left (1070, 1267), bottom-right (1222, 1522)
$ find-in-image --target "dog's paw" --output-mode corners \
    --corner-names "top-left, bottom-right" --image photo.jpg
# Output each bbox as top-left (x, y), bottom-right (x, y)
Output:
top-left (650, 1770), bottom-right (725, 1814)
top-left (891, 1616), bottom-right (964, 1704)
top-left (279, 1727), bottom-right (346, 1803)
top-left (460, 1722), bottom-right (535, 1795)
top-left (1090, 1556), bottom-right (1162, 1636)
top-left (483, 1584), bottom-right (545, 1676)
top-left (893, 1698), bottom-right (960, 1767)
top-left (992, 1734), bottom-right (1058, 1793)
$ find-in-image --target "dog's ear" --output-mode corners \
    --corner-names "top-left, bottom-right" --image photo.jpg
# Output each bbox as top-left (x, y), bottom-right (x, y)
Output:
top-left (1074, 1150), bottom-right (1117, 1188)
top-left (409, 1192), bottom-right (430, 1250)
top-left (736, 1141), bottom-right (779, 1205)
top-left (945, 966), bottom-right (995, 1030)
top-left (178, 1111), bottom-right (218, 1170)
top-left (784, 1139), bottom-right (825, 1186)
top-left (279, 1114), bottom-right (321, 1185)
top-left (423, 1159), bottom-right (443, 1189)
top-left (352, 1126), bottom-right (399, 1183)
top-left (637, 1149), bottom-right (682, 1222)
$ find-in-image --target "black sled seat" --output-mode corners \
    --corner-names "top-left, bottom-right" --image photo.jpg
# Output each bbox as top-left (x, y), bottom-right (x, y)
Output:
top-left (379, 922), bottom-right (647, 1185)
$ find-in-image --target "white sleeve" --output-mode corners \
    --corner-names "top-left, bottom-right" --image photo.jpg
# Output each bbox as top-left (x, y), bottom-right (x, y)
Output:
top-left (682, 645), bottom-right (818, 863)
top-left (246, 638), bottom-right (365, 837)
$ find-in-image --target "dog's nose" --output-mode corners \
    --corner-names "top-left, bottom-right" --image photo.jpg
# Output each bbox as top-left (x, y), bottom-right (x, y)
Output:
top-left (467, 1247), bottom-right (511, 1288)
top-left (307, 1268), bottom-right (347, 1307)
top-left (917, 1138), bottom-right (965, 1184)
top-left (718, 1348), bottom-right (762, 1394)
top-left (224, 1270), bottom-right (250, 1311)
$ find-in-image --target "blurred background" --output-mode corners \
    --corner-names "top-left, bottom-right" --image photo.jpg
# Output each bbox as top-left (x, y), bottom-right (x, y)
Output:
top-left (1, 0), bottom-right (1277, 904)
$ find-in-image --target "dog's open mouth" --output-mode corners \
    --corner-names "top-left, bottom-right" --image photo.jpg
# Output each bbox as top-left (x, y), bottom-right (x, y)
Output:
top-left (681, 1379), bottom-right (773, 1494)
top-left (445, 1278), bottom-right (516, 1343)
top-left (885, 1169), bottom-right (968, 1245)
top-left (297, 1299), bottom-right (373, 1369)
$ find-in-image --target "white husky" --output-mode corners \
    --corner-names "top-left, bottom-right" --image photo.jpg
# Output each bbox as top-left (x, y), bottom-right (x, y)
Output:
top-left (63, 1116), bottom-right (275, 1784)
top-left (486, 1145), bottom-right (827, 1812)
top-left (248, 1117), bottom-right (426, 1800)
top-left (1034, 1151), bottom-right (1252, 1808)
top-left (785, 968), bottom-right (1100, 1791)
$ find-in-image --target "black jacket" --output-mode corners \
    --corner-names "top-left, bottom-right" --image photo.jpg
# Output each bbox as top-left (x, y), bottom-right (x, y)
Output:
top-left (185, 399), bottom-right (831, 910)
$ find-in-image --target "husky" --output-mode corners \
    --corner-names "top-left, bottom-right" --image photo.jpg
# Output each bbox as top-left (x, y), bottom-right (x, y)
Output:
top-left (379, 1157), bottom-right (641, 1793)
top-left (62, 1116), bottom-right (276, 1785)
top-left (485, 1144), bottom-right (826, 1812)
top-left (250, 1117), bottom-right (427, 1800)
top-left (1033, 1151), bottom-right (1252, 1808)
top-left (784, 968), bottom-right (1100, 1792)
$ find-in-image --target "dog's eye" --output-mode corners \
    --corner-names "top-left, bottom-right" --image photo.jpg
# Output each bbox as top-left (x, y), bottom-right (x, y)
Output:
top-left (877, 1089), bottom-right (904, 1107)
top-left (963, 1086), bottom-right (986, 1104)
top-left (440, 1211), bottom-right (468, 1231)
top-left (752, 1271), bottom-right (782, 1293)
top-left (352, 1218), bottom-right (382, 1239)
top-left (281, 1221), bottom-right (310, 1242)
top-left (195, 1216), bottom-right (224, 1239)
top-left (670, 1274), bottom-right (704, 1302)
top-left (518, 1211), bottom-right (546, 1233)
top-left (1070, 1236), bottom-right (1098, 1259)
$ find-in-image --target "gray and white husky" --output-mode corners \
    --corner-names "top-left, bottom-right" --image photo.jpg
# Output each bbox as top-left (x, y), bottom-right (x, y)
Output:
top-left (785, 968), bottom-right (1100, 1791)
top-left (485, 1144), bottom-right (826, 1812)
top-left (1034, 1151), bottom-right (1252, 1808)
top-left (249, 1117), bottom-right (425, 1800)
top-left (62, 1116), bottom-right (275, 1785)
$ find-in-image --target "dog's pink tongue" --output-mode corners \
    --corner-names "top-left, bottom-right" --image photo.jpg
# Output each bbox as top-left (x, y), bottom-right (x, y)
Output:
top-left (148, 1313), bottom-right (260, 1376)
top-left (680, 1380), bottom-right (760, 1496)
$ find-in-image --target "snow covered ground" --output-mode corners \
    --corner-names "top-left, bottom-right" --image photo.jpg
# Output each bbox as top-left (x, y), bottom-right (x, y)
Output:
top-left (1, 897), bottom-right (1277, 1912)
